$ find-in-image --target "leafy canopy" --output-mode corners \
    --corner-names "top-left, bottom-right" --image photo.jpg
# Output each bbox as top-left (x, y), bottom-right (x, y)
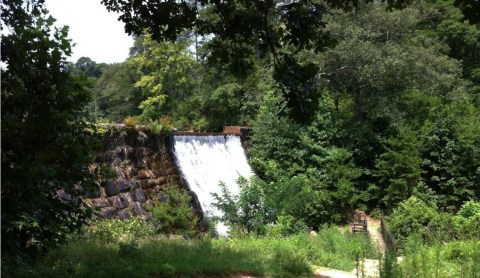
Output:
top-left (1, 0), bottom-right (97, 259)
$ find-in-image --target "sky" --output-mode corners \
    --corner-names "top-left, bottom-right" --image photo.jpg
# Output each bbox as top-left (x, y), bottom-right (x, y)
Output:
top-left (45, 0), bottom-right (133, 64)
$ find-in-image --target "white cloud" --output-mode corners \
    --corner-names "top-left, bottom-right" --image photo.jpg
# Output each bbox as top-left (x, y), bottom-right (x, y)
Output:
top-left (45, 0), bottom-right (133, 64)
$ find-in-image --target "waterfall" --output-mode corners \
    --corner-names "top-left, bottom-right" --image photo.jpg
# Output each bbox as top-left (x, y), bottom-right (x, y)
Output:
top-left (172, 135), bottom-right (253, 235)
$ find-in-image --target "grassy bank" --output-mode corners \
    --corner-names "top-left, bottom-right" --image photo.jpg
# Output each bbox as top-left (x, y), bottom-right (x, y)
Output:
top-left (382, 239), bottom-right (480, 278)
top-left (9, 227), bottom-right (375, 278)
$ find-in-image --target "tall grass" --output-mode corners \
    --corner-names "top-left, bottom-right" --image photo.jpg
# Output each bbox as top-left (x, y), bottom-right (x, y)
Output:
top-left (381, 239), bottom-right (480, 278)
top-left (9, 227), bottom-right (374, 278)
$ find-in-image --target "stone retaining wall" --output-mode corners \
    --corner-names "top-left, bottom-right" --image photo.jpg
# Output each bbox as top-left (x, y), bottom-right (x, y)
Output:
top-left (86, 125), bottom-right (186, 220)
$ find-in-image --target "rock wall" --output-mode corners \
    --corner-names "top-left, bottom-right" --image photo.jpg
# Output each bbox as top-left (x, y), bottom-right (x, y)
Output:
top-left (86, 125), bottom-right (190, 220)
top-left (87, 125), bottom-right (250, 227)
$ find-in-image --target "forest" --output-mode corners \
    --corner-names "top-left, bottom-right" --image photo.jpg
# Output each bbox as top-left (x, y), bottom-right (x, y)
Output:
top-left (1, 0), bottom-right (480, 277)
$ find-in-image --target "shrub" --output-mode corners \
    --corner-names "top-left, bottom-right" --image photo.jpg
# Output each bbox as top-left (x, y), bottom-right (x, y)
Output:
top-left (148, 185), bottom-right (198, 237)
top-left (86, 217), bottom-right (153, 243)
top-left (454, 200), bottom-right (480, 240)
top-left (147, 120), bottom-right (163, 135)
top-left (173, 116), bottom-right (190, 131)
top-left (388, 196), bottom-right (439, 245)
top-left (426, 212), bottom-right (458, 242)
top-left (192, 117), bottom-right (207, 132)
top-left (456, 214), bottom-right (480, 240)
top-left (124, 116), bottom-right (137, 129)
top-left (147, 116), bottom-right (173, 135)
top-left (266, 214), bottom-right (307, 237)
top-left (159, 115), bottom-right (173, 131)
top-left (213, 177), bottom-right (272, 235)
top-left (457, 200), bottom-right (480, 218)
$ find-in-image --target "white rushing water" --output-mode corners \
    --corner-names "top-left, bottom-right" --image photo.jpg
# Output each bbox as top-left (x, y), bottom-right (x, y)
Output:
top-left (173, 135), bottom-right (253, 236)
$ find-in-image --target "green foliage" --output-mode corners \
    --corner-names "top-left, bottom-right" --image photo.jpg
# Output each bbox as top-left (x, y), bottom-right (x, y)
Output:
top-left (457, 200), bottom-right (480, 218)
top-left (454, 200), bottom-right (480, 240)
top-left (102, 0), bottom-right (441, 120)
top-left (213, 177), bottom-right (273, 235)
top-left (388, 196), bottom-right (439, 245)
top-left (93, 61), bottom-right (143, 122)
top-left (420, 112), bottom-right (480, 210)
top-left (87, 218), bottom-right (154, 244)
top-left (321, 4), bottom-right (466, 123)
top-left (215, 172), bottom-right (357, 234)
top-left (374, 126), bottom-right (424, 211)
top-left (148, 185), bottom-right (198, 237)
top-left (129, 34), bottom-right (197, 122)
top-left (266, 214), bottom-right (308, 237)
top-left (201, 83), bottom-right (244, 130)
top-left (389, 198), bottom-right (480, 248)
top-left (123, 116), bottom-right (137, 129)
top-left (249, 91), bottom-right (303, 173)
top-left (1, 1), bottom-right (97, 260)
top-left (245, 92), bottom-right (360, 229)
top-left (11, 227), bottom-right (377, 277)
top-left (192, 117), bottom-right (208, 132)
top-left (381, 239), bottom-right (480, 278)
top-left (147, 115), bottom-right (173, 135)
top-left (418, 0), bottom-right (480, 78)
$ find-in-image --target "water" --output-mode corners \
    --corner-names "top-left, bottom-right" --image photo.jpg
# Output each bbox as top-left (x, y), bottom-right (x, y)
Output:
top-left (172, 135), bottom-right (253, 236)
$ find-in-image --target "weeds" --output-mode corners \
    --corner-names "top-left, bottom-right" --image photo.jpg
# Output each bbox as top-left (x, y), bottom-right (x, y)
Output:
top-left (380, 239), bottom-right (480, 278)
top-left (11, 226), bottom-right (375, 277)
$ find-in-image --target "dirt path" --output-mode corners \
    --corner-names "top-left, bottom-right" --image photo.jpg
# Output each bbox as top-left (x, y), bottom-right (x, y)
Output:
top-left (313, 267), bottom-right (356, 278)
top-left (365, 215), bottom-right (385, 255)
top-left (314, 214), bottom-right (386, 278)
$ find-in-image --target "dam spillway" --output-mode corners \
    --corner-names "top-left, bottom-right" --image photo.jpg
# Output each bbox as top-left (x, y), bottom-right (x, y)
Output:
top-left (172, 135), bottom-right (253, 235)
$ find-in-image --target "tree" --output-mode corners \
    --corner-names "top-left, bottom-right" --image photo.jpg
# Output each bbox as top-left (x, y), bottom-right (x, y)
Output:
top-left (94, 62), bottom-right (143, 122)
top-left (421, 110), bottom-right (480, 211)
top-left (374, 126), bottom-right (424, 211)
top-left (72, 56), bottom-right (104, 78)
top-left (128, 34), bottom-right (197, 122)
top-left (68, 57), bottom-right (107, 120)
top-left (1, 0), bottom-right (96, 260)
top-left (417, 0), bottom-right (480, 103)
top-left (249, 91), bottom-right (303, 174)
top-left (318, 4), bottom-right (466, 123)
top-left (96, 1), bottom-right (372, 121)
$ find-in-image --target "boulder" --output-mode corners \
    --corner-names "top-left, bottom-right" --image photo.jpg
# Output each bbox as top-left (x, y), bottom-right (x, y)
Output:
top-left (92, 198), bottom-right (110, 208)
top-left (117, 209), bottom-right (131, 220)
top-left (144, 157), bottom-right (153, 170)
top-left (99, 187), bottom-right (107, 197)
top-left (120, 192), bottom-right (135, 205)
top-left (125, 166), bottom-right (138, 180)
top-left (139, 179), bottom-right (150, 189)
top-left (131, 201), bottom-right (146, 216)
top-left (147, 179), bottom-right (156, 188)
top-left (155, 177), bottom-right (167, 186)
top-left (111, 195), bottom-right (128, 209)
top-left (123, 146), bottom-right (135, 160)
top-left (115, 167), bottom-right (126, 179)
top-left (134, 188), bottom-right (147, 202)
top-left (117, 178), bottom-right (130, 192)
top-left (97, 207), bottom-right (116, 218)
top-left (105, 180), bottom-right (117, 196)
top-left (137, 170), bottom-right (154, 179)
